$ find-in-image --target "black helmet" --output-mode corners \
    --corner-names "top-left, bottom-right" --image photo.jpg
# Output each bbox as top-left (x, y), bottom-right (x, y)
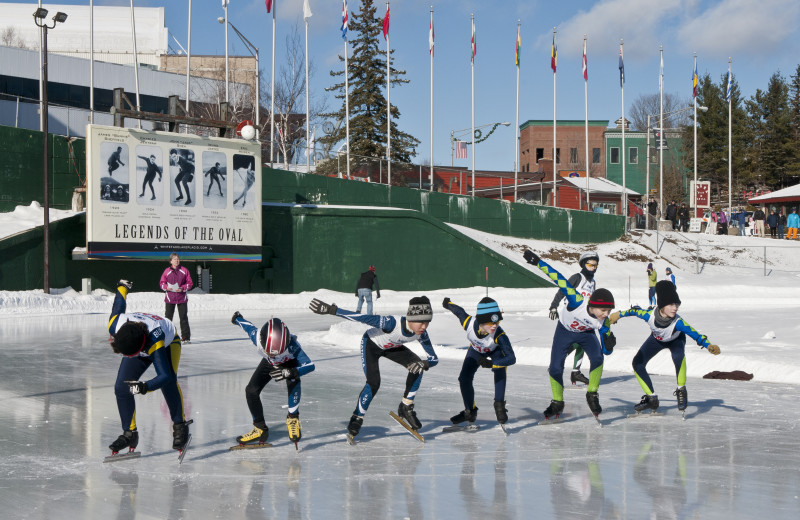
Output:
top-left (112, 321), bottom-right (147, 356)
top-left (259, 318), bottom-right (290, 356)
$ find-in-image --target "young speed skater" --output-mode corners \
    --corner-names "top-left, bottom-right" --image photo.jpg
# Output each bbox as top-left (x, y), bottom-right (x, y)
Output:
top-left (309, 296), bottom-right (438, 441)
top-left (608, 280), bottom-right (720, 416)
top-left (523, 250), bottom-right (617, 420)
top-left (442, 296), bottom-right (516, 427)
top-left (106, 280), bottom-right (190, 457)
top-left (230, 312), bottom-right (315, 448)
top-left (548, 251), bottom-right (600, 386)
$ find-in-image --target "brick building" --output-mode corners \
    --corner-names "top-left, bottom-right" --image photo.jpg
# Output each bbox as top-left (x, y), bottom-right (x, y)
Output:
top-left (518, 120), bottom-right (608, 180)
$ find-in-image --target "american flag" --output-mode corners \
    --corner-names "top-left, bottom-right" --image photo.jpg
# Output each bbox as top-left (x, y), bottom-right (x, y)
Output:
top-left (456, 140), bottom-right (467, 159)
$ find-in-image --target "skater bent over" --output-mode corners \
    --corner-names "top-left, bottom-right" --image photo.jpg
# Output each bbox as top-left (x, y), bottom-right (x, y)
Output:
top-left (442, 296), bottom-right (516, 426)
top-left (108, 146), bottom-right (125, 176)
top-left (548, 251), bottom-right (599, 386)
top-left (107, 280), bottom-right (190, 455)
top-left (523, 250), bottom-right (616, 420)
top-left (355, 265), bottom-right (381, 315)
top-left (309, 296), bottom-right (438, 441)
top-left (231, 312), bottom-right (315, 446)
top-left (608, 280), bottom-right (720, 415)
top-left (205, 162), bottom-right (225, 197)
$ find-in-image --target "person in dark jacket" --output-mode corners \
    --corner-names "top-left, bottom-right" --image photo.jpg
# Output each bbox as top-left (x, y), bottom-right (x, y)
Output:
top-left (677, 204), bottom-right (690, 232)
top-left (666, 201), bottom-right (678, 230)
top-left (159, 253), bottom-right (193, 342)
top-left (355, 265), bottom-right (381, 315)
top-left (766, 210), bottom-right (778, 238)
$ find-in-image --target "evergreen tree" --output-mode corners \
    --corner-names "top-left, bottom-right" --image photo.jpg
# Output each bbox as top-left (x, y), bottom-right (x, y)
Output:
top-left (319, 0), bottom-right (419, 176)
top-left (788, 64), bottom-right (800, 181)
top-left (745, 72), bottom-right (792, 189)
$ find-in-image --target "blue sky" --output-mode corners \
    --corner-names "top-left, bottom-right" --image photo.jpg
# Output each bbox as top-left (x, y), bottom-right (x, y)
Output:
top-left (11, 0), bottom-right (800, 171)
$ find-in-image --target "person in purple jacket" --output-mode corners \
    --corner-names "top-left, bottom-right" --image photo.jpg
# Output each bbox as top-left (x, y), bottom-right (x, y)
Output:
top-left (160, 253), bottom-right (193, 342)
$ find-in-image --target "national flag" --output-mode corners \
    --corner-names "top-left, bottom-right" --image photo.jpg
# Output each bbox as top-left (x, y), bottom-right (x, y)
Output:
top-left (341, 0), bottom-right (348, 40)
top-left (692, 61), bottom-right (698, 98)
top-left (303, 0), bottom-right (312, 21)
top-left (582, 39), bottom-right (587, 80)
top-left (471, 20), bottom-right (476, 63)
top-left (382, 4), bottom-right (390, 40)
top-left (222, 0), bottom-right (229, 6)
top-left (456, 140), bottom-right (467, 159)
top-left (265, 0), bottom-right (272, 13)
top-left (618, 49), bottom-right (624, 87)
top-left (550, 32), bottom-right (557, 72)
top-left (515, 25), bottom-right (521, 67)
top-left (429, 19), bottom-right (434, 56)
top-left (726, 70), bottom-right (732, 102)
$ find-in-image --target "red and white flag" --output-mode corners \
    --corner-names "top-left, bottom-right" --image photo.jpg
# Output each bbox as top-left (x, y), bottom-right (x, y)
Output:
top-left (382, 4), bottom-right (390, 40)
top-left (582, 39), bottom-right (588, 80)
top-left (265, 0), bottom-right (272, 13)
top-left (429, 19), bottom-right (434, 56)
top-left (456, 140), bottom-right (467, 159)
top-left (471, 20), bottom-right (476, 63)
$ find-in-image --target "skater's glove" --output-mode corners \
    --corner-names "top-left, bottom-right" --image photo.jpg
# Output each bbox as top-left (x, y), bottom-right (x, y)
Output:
top-left (548, 307), bottom-right (559, 320)
top-left (231, 311), bottom-right (243, 324)
top-left (523, 249), bottom-right (540, 266)
top-left (442, 297), bottom-right (451, 309)
top-left (479, 357), bottom-right (494, 369)
top-left (309, 298), bottom-right (338, 315)
top-left (707, 344), bottom-right (721, 355)
top-left (125, 381), bottom-right (148, 395)
top-left (608, 311), bottom-right (621, 325)
top-left (269, 367), bottom-right (299, 381)
top-left (407, 360), bottom-right (430, 375)
top-left (602, 332), bottom-right (616, 354)
top-left (117, 279), bottom-right (133, 289)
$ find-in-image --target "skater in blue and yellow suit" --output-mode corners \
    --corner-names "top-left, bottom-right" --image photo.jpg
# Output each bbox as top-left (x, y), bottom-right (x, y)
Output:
top-left (107, 280), bottom-right (189, 455)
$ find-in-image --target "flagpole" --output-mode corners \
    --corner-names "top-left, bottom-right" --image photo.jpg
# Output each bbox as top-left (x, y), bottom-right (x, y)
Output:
top-left (728, 57), bottom-right (732, 217)
top-left (693, 52), bottom-right (698, 219)
top-left (344, 16), bottom-right (350, 177)
top-left (223, 1), bottom-right (229, 104)
top-left (552, 27), bottom-right (557, 207)
top-left (659, 45), bottom-right (664, 220)
top-left (471, 14), bottom-right (475, 197)
top-left (130, 0), bottom-right (142, 129)
top-left (89, 0), bottom-right (94, 123)
top-left (270, 3), bottom-right (275, 166)
top-left (620, 39), bottom-right (626, 222)
top-left (583, 34), bottom-right (588, 211)
top-left (429, 6), bottom-right (434, 192)
top-left (514, 20), bottom-right (520, 202)
top-left (385, 2), bottom-right (391, 185)
top-left (304, 1), bottom-right (311, 173)
top-left (185, 0), bottom-right (191, 131)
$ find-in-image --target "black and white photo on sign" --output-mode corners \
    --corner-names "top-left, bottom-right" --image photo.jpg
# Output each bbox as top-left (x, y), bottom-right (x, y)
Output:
top-left (232, 154), bottom-right (256, 210)
top-left (99, 141), bottom-right (129, 203)
top-left (202, 151), bottom-right (227, 210)
top-left (169, 148), bottom-right (196, 207)
top-left (135, 145), bottom-right (163, 205)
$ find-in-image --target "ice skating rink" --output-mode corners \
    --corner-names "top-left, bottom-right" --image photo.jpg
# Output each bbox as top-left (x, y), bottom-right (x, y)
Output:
top-left (1, 308), bottom-right (798, 520)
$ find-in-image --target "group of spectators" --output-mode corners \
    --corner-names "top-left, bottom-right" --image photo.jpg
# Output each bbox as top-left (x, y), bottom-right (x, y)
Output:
top-left (730, 207), bottom-right (800, 239)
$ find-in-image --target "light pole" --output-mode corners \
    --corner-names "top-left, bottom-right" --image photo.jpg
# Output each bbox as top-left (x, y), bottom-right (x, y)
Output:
top-left (217, 17), bottom-right (260, 140)
top-left (693, 102), bottom-right (708, 219)
top-left (450, 121), bottom-right (510, 195)
top-left (33, 7), bottom-right (67, 295)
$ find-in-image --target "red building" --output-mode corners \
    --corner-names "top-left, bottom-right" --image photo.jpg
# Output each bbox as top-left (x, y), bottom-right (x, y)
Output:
top-left (519, 120), bottom-right (609, 178)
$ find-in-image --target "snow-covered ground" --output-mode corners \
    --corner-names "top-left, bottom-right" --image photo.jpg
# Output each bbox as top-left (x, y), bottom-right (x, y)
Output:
top-left (1, 205), bottom-right (799, 519)
top-left (0, 202), bottom-right (80, 240)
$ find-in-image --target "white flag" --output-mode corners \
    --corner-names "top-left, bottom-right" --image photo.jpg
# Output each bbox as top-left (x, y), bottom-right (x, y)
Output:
top-left (304, 0), bottom-right (313, 20)
top-left (222, 0), bottom-right (229, 6)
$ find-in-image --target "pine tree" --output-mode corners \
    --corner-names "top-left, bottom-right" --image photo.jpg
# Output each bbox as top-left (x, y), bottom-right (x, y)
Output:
top-left (745, 73), bottom-right (792, 189)
top-left (318, 0), bottom-right (419, 178)
top-left (788, 64), bottom-right (800, 181)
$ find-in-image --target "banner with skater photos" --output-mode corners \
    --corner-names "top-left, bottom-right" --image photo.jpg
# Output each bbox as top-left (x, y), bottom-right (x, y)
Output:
top-left (86, 124), bottom-right (262, 261)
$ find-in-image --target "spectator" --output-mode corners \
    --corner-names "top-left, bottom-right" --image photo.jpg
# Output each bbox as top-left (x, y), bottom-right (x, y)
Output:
top-left (647, 263), bottom-right (657, 309)
top-left (677, 204), bottom-right (690, 232)
top-left (666, 201), bottom-right (678, 230)
top-left (736, 210), bottom-right (747, 236)
top-left (778, 211), bottom-right (787, 239)
top-left (665, 267), bottom-right (676, 286)
top-left (766, 210), bottom-right (778, 238)
top-left (705, 211), bottom-right (717, 235)
top-left (355, 265), bottom-right (381, 315)
top-left (787, 208), bottom-right (799, 240)
top-left (647, 198), bottom-right (657, 230)
top-left (717, 210), bottom-right (728, 235)
top-left (159, 253), bottom-right (193, 342)
top-left (753, 207), bottom-right (766, 237)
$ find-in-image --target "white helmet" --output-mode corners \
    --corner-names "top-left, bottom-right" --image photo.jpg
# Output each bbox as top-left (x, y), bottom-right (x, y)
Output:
top-left (579, 251), bottom-right (599, 269)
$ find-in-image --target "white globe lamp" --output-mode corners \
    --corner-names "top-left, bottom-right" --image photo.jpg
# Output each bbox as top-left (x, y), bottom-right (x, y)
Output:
top-left (240, 124), bottom-right (256, 141)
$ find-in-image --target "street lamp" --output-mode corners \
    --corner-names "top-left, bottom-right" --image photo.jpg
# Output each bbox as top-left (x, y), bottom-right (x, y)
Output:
top-left (33, 7), bottom-right (67, 294)
top-left (450, 121), bottom-right (510, 196)
top-left (218, 17), bottom-right (260, 140)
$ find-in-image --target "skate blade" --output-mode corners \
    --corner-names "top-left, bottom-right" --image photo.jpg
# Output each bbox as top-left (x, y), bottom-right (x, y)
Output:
top-left (499, 423), bottom-right (508, 435)
top-left (103, 451), bottom-right (141, 463)
top-left (388, 411), bottom-right (425, 443)
top-left (537, 417), bottom-right (565, 426)
top-left (593, 414), bottom-right (603, 427)
top-left (627, 411), bottom-right (664, 419)
top-left (177, 434), bottom-right (192, 464)
top-left (229, 442), bottom-right (274, 451)
top-left (442, 424), bottom-right (480, 433)
top-left (345, 433), bottom-right (357, 446)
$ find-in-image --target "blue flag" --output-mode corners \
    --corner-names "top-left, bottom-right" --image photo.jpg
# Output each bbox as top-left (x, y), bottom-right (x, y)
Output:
top-left (618, 52), bottom-right (624, 87)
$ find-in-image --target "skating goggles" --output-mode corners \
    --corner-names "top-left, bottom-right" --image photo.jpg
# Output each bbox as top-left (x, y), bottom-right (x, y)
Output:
top-left (584, 261), bottom-right (598, 268)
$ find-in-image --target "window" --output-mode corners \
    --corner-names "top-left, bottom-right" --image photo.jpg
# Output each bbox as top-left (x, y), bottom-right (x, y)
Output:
top-left (535, 148), bottom-right (544, 162)
top-left (629, 147), bottom-right (638, 164)
top-left (569, 147), bottom-right (578, 164)
top-left (592, 148), bottom-right (601, 164)
top-left (610, 147), bottom-right (620, 164)
top-left (555, 148), bottom-right (561, 164)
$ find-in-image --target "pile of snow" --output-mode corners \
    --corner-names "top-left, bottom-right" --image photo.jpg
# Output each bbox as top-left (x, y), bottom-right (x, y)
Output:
top-left (0, 202), bottom-right (80, 240)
